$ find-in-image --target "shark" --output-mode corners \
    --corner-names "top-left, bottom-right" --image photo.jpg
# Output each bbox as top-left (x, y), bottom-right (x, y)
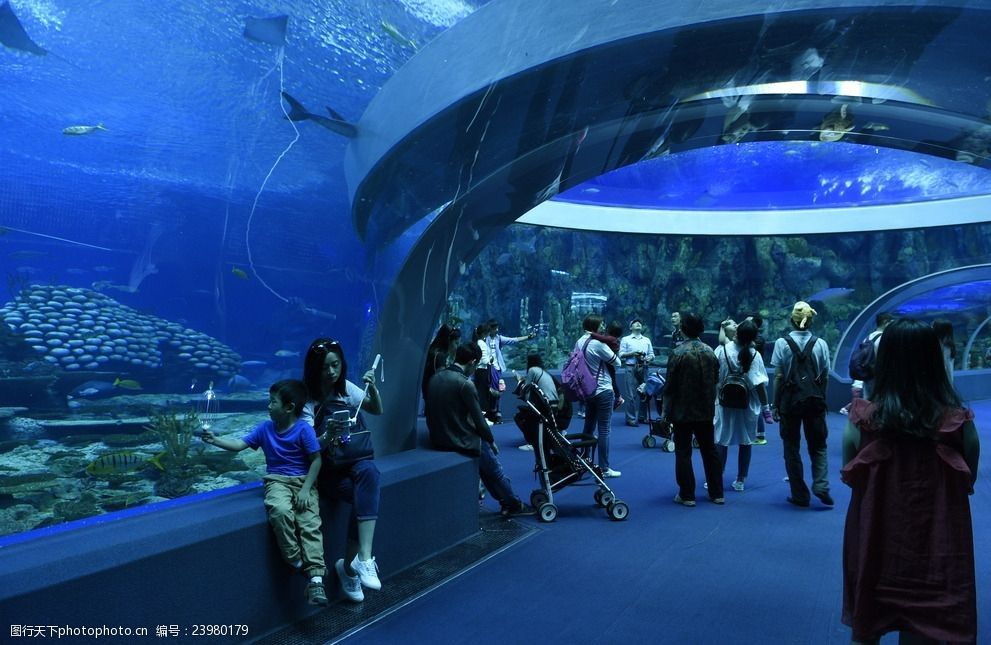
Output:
top-left (281, 91), bottom-right (357, 138)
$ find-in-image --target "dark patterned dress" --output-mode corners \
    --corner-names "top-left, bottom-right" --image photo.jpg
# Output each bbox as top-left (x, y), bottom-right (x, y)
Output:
top-left (842, 399), bottom-right (976, 642)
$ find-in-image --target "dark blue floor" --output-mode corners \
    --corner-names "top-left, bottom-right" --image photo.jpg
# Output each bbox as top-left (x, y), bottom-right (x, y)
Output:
top-left (343, 402), bottom-right (991, 644)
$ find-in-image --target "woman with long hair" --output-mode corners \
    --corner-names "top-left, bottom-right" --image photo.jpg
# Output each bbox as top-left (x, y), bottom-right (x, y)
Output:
top-left (301, 338), bottom-right (384, 604)
top-left (842, 319), bottom-right (980, 644)
top-left (713, 319), bottom-right (773, 491)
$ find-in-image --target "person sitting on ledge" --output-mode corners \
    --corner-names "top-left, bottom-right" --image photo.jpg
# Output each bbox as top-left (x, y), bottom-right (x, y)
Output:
top-left (426, 342), bottom-right (535, 518)
top-left (202, 379), bottom-right (327, 607)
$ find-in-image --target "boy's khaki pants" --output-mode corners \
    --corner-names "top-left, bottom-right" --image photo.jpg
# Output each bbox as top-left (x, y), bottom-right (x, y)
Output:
top-left (263, 474), bottom-right (326, 578)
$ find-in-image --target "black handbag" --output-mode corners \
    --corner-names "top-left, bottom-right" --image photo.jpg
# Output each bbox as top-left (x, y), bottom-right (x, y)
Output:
top-left (314, 397), bottom-right (374, 468)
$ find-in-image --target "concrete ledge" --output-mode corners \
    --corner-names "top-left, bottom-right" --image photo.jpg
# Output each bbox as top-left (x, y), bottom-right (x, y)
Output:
top-left (0, 447), bottom-right (478, 643)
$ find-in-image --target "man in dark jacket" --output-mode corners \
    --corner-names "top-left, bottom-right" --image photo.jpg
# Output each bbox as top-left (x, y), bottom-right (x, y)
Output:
top-left (662, 312), bottom-right (724, 506)
top-left (426, 342), bottom-right (534, 517)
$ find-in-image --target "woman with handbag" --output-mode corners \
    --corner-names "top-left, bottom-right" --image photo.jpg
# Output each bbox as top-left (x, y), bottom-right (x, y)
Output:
top-left (302, 338), bottom-right (383, 604)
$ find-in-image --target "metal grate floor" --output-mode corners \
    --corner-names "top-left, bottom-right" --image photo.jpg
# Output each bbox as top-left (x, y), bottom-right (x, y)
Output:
top-left (251, 513), bottom-right (536, 644)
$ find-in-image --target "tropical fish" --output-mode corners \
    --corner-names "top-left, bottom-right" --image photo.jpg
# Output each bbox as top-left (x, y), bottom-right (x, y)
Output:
top-left (63, 124), bottom-right (108, 136)
top-left (86, 452), bottom-right (152, 476)
top-left (863, 122), bottom-right (890, 132)
top-left (0, 0), bottom-right (47, 56)
top-left (69, 380), bottom-right (117, 399)
top-left (231, 267), bottom-right (250, 280)
top-left (818, 104), bottom-right (854, 142)
top-left (280, 91), bottom-right (357, 138)
top-left (243, 14), bottom-right (287, 46)
top-left (381, 20), bottom-right (417, 51)
top-left (113, 377), bottom-right (142, 390)
top-left (274, 350), bottom-right (300, 358)
top-left (241, 360), bottom-right (267, 367)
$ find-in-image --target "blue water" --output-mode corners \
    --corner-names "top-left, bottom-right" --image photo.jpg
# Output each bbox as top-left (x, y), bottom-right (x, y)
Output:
top-left (556, 141), bottom-right (991, 210)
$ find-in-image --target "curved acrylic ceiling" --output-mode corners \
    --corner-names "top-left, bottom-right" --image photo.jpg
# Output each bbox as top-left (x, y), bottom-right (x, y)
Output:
top-left (349, 0), bottom-right (991, 242)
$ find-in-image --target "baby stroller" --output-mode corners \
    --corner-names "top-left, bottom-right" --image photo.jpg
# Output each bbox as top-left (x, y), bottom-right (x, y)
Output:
top-left (515, 382), bottom-right (629, 522)
top-left (639, 370), bottom-right (675, 451)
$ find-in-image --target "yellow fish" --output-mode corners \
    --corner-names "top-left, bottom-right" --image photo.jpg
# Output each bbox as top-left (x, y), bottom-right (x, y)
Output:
top-left (86, 451), bottom-right (165, 475)
top-left (231, 267), bottom-right (250, 280)
top-left (381, 20), bottom-right (417, 50)
top-left (63, 123), bottom-right (108, 136)
top-left (86, 452), bottom-right (146, 475)
top-left (113, 377), bottom-right (142, 390)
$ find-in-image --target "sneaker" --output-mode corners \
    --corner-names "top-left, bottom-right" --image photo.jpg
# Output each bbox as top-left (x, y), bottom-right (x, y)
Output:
top-left (306, 581), bottom-right (328, 606)
top-left (753, 435), bottom-right (768, 445)
top-left (815, 491), bottom-right (835, 507)
top-left (711, 497), bottom-right (725, 505)
top-left (517, 443), bottom-right (534, 451)
top-left (351, 555), bottom-right (382, 591)
top-left (602, 468), bottom-right (622, 478)
top-left (786, 496), bottom-right (810, 508)
top-left (673, 494), bottom-right (696, 507)
top-left (501, 502), bottom-right (537, 518)
top-left (625, 419), bottom-right (639, 427)
top-left (335, 558), bottom-right (364, 602)
top-left (732, 480), bottom-right (745, 492)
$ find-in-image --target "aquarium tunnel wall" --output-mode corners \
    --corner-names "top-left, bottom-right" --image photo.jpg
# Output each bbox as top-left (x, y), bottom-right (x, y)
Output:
top-left (2, 0), bottom-right (991, 638)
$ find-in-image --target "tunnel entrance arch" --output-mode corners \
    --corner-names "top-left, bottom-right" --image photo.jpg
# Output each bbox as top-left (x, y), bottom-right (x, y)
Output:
top-left (345, 0), bottom-right (991, 452)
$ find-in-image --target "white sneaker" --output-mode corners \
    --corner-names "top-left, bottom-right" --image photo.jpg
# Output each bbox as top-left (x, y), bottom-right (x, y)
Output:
top-left (335, 558), bottom-right (364, 602)
top-left (350, 555), bottom-right (382, 591)
top-left (602, 468), bottom-right (622, 478)
top-left (517, 444), bottom-right (534, 451)
top-left (732, 480), bottom-right (745, 492)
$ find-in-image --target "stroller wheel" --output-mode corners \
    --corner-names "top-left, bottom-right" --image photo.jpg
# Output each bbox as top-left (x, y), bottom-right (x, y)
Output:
top-left (663, 439), bottom-right (676, 453)
top-left (643, 435), bottom-right (657, 449)
top-left (607, 500), bottom-right (629, 521)
top-left (538, 502), bottom-right (558, 523)
top-left (530, 491), bottom-right (549, 508)
top-left (599, 490), bottom-right (615, 507)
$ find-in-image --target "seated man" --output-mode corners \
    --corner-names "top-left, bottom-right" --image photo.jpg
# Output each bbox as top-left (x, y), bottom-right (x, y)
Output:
top-left (426, 342), bottom-right (535, 517)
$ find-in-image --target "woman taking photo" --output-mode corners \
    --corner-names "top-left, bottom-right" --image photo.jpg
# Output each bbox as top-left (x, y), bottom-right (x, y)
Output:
top-left (302, 338), bottom-right (384, 604)
top-left (842, 319), bottom-right (980, 644)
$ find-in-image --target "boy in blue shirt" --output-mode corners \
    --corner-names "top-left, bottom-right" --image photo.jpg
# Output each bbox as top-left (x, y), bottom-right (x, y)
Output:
top-left (203, 379), bottom-right (327, 606)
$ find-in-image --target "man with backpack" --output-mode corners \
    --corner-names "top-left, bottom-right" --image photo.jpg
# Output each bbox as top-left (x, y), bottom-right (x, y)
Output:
top-left (849, 312), bottom-right (894, 400)
top-left (770, 301), bottom-right (834, 508)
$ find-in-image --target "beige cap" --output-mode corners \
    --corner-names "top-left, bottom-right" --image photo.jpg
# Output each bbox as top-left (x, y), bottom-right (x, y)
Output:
top-left (791, 301), bottom-right (817, 329)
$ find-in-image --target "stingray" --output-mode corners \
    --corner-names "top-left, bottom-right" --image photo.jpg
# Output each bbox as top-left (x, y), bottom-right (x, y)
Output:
top-left (0, 1), bottom-right (47, 55)
top-left (243, 14), bottom-right (288, 46)
top-left (281, 91), bottom-right (357, 138)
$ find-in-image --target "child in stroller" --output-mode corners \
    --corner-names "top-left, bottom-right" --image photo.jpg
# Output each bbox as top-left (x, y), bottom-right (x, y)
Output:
top-left (514, 379), bottom-right (629, 522)
top-left (639, 369), bottom-right (675, 451)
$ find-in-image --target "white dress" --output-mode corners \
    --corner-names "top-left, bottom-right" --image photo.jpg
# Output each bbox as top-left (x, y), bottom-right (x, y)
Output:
top-left (714, 343), bottom-right (768, 446)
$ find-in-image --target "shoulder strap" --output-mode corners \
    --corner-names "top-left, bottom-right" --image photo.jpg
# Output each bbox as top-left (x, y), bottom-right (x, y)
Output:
top-left (582, 337), bottom-right (603, 379)
top-left (783, 335), bottom-right (802, 358)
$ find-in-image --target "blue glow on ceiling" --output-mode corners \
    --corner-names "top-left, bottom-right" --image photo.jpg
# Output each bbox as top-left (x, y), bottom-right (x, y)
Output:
top-left (895, 280), bottom-right (991, 316)
top-left (555, 141), bottom-right (991, 211)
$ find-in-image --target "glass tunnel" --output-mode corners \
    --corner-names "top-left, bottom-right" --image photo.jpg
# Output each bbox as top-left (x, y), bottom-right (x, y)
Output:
top-left (0, 0), bottom-right (990, 542)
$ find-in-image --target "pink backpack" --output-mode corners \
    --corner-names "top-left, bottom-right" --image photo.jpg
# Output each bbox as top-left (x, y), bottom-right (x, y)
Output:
top-left (561, 338), bottom-right (600, 402)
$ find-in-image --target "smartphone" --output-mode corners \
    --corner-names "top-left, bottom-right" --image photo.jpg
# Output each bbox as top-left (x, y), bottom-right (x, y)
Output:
top-left (332, 410), bottom-right (351, 426)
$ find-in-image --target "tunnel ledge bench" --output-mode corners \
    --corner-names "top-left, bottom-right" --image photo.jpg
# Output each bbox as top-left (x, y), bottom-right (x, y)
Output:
top-left (0, 446), bottom-right (478, 643)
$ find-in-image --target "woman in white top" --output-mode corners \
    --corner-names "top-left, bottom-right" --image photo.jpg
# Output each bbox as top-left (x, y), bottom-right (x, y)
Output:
top-left (574, 313), bottom-right (621, 477)
top-left (301, 338), bottom-right (383, 603)
top-left (714, 320), bottom-right (773, 491)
